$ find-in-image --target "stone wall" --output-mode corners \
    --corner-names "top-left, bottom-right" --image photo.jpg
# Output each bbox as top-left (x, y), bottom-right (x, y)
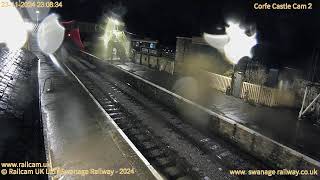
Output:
top-left (134, 52), bottom-right (174, 74)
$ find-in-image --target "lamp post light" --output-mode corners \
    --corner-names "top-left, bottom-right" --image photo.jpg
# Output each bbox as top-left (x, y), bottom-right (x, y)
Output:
top-left (36, 10), bottom-right (40, 26)
top-left (204, 21), bottom-right (257, 97)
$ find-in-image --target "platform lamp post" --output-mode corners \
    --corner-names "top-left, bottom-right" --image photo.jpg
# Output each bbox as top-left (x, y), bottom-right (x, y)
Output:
top-left (230, 60), bottom-right (241, 97)
top-left (232, 56), bottom-right (253, 95)
top-left (36, 10), bottom-right (40, 26)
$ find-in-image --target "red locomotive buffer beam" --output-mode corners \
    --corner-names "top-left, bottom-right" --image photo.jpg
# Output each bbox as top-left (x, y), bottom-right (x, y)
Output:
top-left (62, 21), bottom-right (85, 50)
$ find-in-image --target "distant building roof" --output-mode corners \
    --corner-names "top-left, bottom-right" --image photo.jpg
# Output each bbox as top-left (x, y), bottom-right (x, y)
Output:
top-left (191, 36), bottom-right (208, 45)
top-left (176, 36), bottom-right (208, 45)
top-left (131, 39), bottom-right (158, 44)
top-left (176, 36), bottom-right (192, 40)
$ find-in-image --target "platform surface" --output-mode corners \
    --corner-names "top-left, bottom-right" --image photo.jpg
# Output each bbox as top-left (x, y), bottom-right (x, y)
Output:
top-left (38, 53), bottom-right (159, 180)
top-left (0, 48), bottom-right (46, 180)
top-left (109, 60), bottom-right (320, 162)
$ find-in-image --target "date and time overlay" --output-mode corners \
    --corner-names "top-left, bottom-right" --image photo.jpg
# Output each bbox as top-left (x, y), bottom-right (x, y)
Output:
top-left (0, 1), bottom-right (62, 8)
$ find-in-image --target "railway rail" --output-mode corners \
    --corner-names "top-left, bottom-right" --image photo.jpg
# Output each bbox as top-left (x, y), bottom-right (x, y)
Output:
top-left (61, 52), bottom-right (285, 180)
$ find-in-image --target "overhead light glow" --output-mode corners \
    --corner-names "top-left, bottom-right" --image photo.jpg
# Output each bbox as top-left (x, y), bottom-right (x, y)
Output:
top-left (24, 22), bottom-right (34, 31)
top-left (204, 21), bottom-right (257, 64)
top-left (102, 17), bottom-right (130, 59)
top-left (0, 0), bottom-right (28, 50)
top-left (224, 21), bottom-right (257, 64)
top-left (112, 18), bottom-right (120, 25)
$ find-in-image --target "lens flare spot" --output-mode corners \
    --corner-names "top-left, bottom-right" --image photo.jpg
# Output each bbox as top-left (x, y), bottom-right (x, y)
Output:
top-left (224, 22), bottom-right (257, 64)
top-left (0, 0), bottom-right (28, 50)
top-left (37, 14), bottom-right (65, 54)
top-left (204, 21), bottom-right (257, 64)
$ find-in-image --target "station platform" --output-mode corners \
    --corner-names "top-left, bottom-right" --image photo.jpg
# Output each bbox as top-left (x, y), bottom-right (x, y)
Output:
top-left (107, 60), bottom-right (320, 162)
top-left (0, 48), bottom-right (46, 180)
top-left (37, 53), bottom-right (161, 179)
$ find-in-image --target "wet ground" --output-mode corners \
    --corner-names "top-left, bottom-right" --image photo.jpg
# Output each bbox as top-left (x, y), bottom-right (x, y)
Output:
top-left (111, 61), bottom-right (320, 162)
top-left (0, 48), bottom-right (46, 180)
top-left (37, 53), bottom-right (157, 180)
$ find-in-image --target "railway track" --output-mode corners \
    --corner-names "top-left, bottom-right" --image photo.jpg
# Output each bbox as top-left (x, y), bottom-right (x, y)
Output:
top-left (62, 53), bottom-right (285, 180)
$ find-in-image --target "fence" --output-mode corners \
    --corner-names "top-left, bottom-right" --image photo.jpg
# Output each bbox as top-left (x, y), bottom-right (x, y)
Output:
top-left (240, 82), bottom-right (296, 107)
top-left (201, 71), bottom-right (232, 93)
top-left (202, 71), bottom-right (296, 107)
top-left (240, 82), bottom-right (275, 106)
top-left (273, 89), bottom-right (296, 107)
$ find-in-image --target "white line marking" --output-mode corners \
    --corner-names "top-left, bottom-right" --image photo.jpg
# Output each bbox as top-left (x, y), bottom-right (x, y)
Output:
top-left (63, 62), bottom-right (164, 180)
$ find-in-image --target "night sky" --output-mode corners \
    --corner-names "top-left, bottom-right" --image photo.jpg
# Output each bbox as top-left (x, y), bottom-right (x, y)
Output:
top-left (52, 0), bottom-right (320, 71)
